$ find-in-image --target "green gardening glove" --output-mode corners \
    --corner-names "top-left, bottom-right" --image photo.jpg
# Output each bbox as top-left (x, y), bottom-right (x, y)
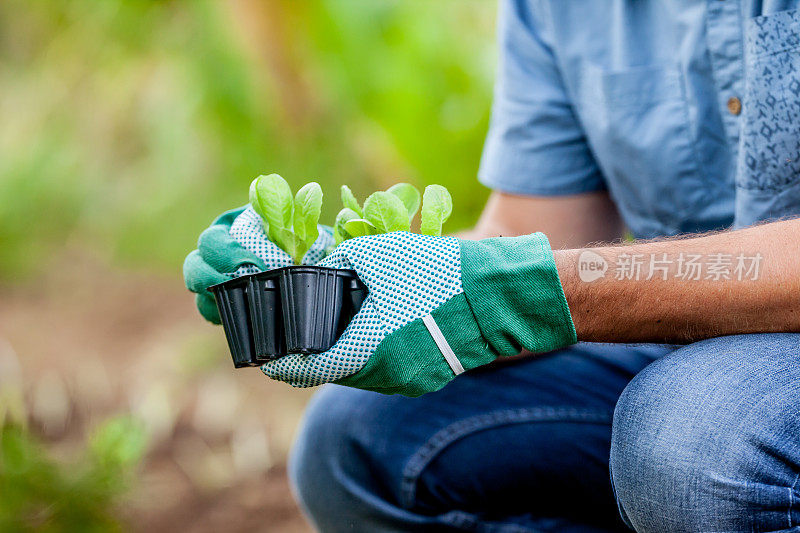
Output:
top-left (183, 206), bottom-right (334, 323)
top-left (261, 231), bottom-right (577, 396)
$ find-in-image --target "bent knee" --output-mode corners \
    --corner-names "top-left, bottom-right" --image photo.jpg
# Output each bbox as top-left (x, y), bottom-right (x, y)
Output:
top-left (289, 385), bottom-right (420, 529)
top-left (610, 334), bottom-right (800, 532)
top-left (289, 385), bottom-right (372, 512)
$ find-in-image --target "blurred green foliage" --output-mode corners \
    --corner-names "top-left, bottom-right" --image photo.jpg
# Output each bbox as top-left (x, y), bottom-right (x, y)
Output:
top-left (0, 416), bottom-right (147, 532)
top-left (0, 0), bottom-right (496, 279)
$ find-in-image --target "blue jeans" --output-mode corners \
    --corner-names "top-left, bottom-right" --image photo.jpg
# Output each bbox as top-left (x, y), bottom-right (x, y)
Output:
top-left (289, 335), bottom-right (800, 532)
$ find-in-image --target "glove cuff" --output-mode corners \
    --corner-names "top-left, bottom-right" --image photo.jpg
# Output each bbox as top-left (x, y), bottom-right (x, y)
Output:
top-left (336, 293), bottom-right (497, 397)
top-left (460, 233), bottom-right (577, 356)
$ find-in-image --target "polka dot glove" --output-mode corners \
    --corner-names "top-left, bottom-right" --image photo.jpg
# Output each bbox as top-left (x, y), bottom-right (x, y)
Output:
top-left (260, 231), bottom-right (578, 397)
top-left (183, 205), bottom-right (333, 324)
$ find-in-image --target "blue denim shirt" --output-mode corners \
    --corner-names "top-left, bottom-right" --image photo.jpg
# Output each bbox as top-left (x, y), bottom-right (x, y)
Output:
top-left (479, 0), bottom-right (800, 238)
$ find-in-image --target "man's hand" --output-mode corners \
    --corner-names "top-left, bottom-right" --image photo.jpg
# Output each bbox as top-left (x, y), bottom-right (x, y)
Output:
top-left (183, 207), bottom-right (267, 323)
top-left (183, 206), bottom-right (333, 323)
top-left (556, 218), bottom-right (800, 343)
top-left (260, 231), bottom-right (577, 396)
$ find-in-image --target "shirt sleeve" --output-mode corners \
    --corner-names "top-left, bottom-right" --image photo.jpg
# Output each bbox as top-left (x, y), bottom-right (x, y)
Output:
top-left (478, 0), bottom-right (605, 195)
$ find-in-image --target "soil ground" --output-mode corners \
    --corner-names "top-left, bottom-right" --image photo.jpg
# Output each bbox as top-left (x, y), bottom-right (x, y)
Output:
top-left (0, 251), bottom-right (313, 532)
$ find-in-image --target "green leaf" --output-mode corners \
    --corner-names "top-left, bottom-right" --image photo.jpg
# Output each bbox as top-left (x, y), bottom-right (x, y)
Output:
top-left (420, 184), bottom-right (453, 236)
top-left (293, 182), bottom-right (323, 262)
top-left (386, 183), bottom-right (420, 221)
top-left (273, 227), bottom-right (306, 265)
top-left (89, 416), bottom-right (147, 469)
top-left (253, 174), bottom-right (294, 250)
top-left (340, 185), bottom-right (363, 216)
top-left (343, 218), bottom-right (378, 238)
top-left (363, 191), bottom-right (410, 233)
top-left (333, 207), bottom-right (360, 245)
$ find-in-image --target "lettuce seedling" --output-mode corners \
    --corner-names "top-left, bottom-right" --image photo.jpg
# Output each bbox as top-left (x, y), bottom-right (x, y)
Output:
top-left (363, 191), bottom-right (411, 233)
top-left (334, 184), bottom-right (414, 240)
top-left (419, 185), bottom-right (452, 237)
top-left (386, 183), bottom-right (420, 221)
top-left (332, 182), bottom-right (452, 243)
top-left (340, 185), bottom-right (363, 216)
top-left (248, 175), bottom-right (453, 261)
top-left (250, 174), bottom-right (292, 245)
top-left (249, 173), bottom-right (323, 264)
top-left (343, 218), bottom-right (378, 238)
top-left (292, 182), bottom-right (323, 262)
top-left (333, 207), bottom-right (360, 245)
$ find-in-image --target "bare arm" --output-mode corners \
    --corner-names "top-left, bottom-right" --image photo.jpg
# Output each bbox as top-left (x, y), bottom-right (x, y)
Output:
top-left (462, 190), bottom-right (624, 247)
top-left (556, 219), bottom-right (800, 343)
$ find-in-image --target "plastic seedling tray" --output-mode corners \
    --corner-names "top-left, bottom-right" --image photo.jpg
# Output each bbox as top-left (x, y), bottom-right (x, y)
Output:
top-left (274, 266), bottom-right (367, 354)
top-left (246, 274), bottom-right (285, 360)
top-left (209, 276), bottom-right (259, 368)
top-left (211, 266), bottom-right (368, 368)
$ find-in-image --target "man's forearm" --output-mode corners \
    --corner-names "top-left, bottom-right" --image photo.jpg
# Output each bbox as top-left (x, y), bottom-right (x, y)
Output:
top-left (554, 219), bottom-right (800, 343)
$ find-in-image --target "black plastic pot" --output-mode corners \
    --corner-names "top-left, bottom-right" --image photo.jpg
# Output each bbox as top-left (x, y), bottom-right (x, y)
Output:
top-left (246, 274), bottom-right (285, 360)
top-left (276, 267), bottom-right (367, 354)
top-left (210, 266), bottom-right (367, 367)
top-left (208, 276), bottom-right (259, 368)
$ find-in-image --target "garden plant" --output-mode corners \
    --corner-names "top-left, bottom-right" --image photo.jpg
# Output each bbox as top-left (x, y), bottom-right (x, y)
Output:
top-left (212, 173), bottom-right (453, 367)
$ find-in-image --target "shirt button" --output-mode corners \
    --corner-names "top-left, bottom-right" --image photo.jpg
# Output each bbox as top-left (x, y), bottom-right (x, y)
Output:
top-left (727, 96), bottom-right (742, 115)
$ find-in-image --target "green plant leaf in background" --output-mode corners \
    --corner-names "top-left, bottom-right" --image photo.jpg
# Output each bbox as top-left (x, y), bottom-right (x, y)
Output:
top-left (333, 207), bottom-right (360, 245)
top-left (0, 0), bottom-right (494, 278)
top-left (253, 173), bottom-right (295, 254)
top-left (386, 183), bottom-right (420, 221)
top-left (420, 184), bottom-right (453, 236)
top-left (292, 182), bottom-right (323, 264)
top-left (363, 191), bottom-right (410, 233)
top-left (340, 185), bottom-right (363, 216)
top-left (0, 416), bottom-right (147, 531)
top-left (343, 218), bottom-right (378, 238)
top-left (89, 416), bottom-right (147, 471)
